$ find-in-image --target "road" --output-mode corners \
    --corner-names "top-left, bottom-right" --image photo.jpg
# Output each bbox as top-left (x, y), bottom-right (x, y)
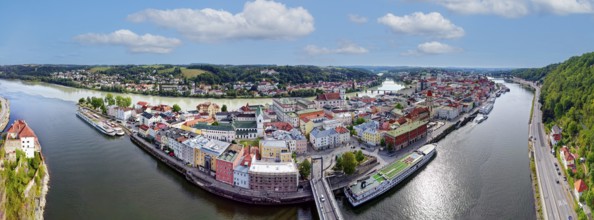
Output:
top-left (527, 79), bottom-right (576, 220)
top-left (311, 157), bottom-right (343, 220)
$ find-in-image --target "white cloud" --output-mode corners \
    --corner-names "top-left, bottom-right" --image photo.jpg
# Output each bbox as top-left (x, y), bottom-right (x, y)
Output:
top-left (128, 0), bottom-right (314, 42)
top-left (404, 41), bottom-right (462, 55)
top-left (348, 14), bottom-right (368, 24)
top-left (532, 0), bottom-right (593, 15)
top-left (304, 42), bottom-right (369, 56)
top-left (74, 29), bottom-right (181, 54)
top-left (426, 0), bottom-right (593, 17)
top-left (377, 12), bottom-right (465, 39)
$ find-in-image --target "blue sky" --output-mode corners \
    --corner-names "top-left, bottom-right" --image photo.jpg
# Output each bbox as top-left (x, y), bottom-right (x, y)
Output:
top-left (1, 0), bottom-right (594, 68)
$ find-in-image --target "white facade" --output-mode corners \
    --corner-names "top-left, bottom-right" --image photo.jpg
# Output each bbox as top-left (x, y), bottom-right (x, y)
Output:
top-left (20, 137), bottom-right (36, 158)
top-left (233, 165), bottom-right (250, 189)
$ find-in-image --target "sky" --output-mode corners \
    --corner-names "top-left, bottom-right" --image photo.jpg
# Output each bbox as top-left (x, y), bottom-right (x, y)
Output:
top-left (1, 0), bottom-right (594, 68)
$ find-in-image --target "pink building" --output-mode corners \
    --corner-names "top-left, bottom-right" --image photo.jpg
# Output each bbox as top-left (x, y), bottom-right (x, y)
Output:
top-left (215, 145), bottom-right (245, 185)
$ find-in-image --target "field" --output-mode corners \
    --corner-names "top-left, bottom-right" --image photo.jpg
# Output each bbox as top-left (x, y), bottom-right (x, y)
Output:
top-left (379, 160), bottom-right (409, 180)
top-left (239, 139), bottom-right (260, 147)
top-left (181, 68), bottom-right (209, 78)
top-left (89, 66), bottom-right (111, 73)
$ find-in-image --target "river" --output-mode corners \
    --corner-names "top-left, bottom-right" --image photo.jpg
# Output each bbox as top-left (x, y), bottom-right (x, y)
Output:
top-left (0, 79), bottom-right (403, 111)
top-left (0, 79), bottom-right (534, 219)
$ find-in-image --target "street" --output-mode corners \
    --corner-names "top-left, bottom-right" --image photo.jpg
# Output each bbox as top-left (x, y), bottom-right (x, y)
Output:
top-left (528, 79), bottom-right (576, 220)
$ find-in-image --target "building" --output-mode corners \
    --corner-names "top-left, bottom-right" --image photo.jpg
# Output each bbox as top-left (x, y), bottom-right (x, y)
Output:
top-left (560, 146), bottom-right (576, 170)
top-left (4, 120), bottom-right (40, 159)
top-left (272, 98), bottom-right (315, 127)
top-left (435, 106), bottom-right (459, 120)
top-left (259, 140), bottom-right (291, 162)
top-left (192, 123), bottom-right (236, 142)
top-left (314, 91), bottom-right (345, 108)
top-left (196, 102), bottom-right (220, 117)
top-left (362, 128), bottom-right (382, 146)
top-left (233, 148), bottom-right (253, 189)
top-left (574, 179), bottom-right (588, 199)
top-left (267, 129), bottom-right (308, 154)
top-left (135, 101), bottom-right (149, 110)
top-left (309, 126), bottom-right (350, 150)
top-left (141, 112), bottom-right (160, 126)
top-left (195, 138), bottom-right (232, 174)
top-left (384, 120), bottom-right (428, 151)
top-left (249, 155), bottom-right (299, 192)
top-left (353, 121), bottom-right (379, 138)
top-left (215, 144), bottom-right (245, 185)
top-left (550, 125), bottom-right (562, 146)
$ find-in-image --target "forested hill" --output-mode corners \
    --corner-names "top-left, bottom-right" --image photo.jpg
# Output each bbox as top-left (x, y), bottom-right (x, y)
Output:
top-left (539, 52), bottom-right (594, 206)
top-left (510, 63), bottom-right (559, 81)
top-left (0, 64), bottom-right (376, 85)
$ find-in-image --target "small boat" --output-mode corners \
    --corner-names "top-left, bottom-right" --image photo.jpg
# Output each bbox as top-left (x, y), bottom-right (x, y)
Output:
top-left (475, 115), bottom-right (488, 123)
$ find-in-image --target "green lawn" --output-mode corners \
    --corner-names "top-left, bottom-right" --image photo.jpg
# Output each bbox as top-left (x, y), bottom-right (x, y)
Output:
top-left (372, 174), bottom-right (385, 183)
top-left (181, 68), bottom-right (209, 78)
top-left (89, 66), bottom-right (111, 73)
top-left (239, 139), bottom-right (260, 147)
top-left (380, 161), bottom-right (408, 179)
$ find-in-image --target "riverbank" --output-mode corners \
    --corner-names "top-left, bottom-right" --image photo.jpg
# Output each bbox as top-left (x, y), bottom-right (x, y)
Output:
top-left (130, 134), bottom-right (314, 205)
top-left (0, 96), bottom-right (9, 131)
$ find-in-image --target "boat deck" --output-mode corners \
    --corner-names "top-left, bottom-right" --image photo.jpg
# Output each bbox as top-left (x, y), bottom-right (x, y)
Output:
top-left (349, 152), bottom-right (422, 196)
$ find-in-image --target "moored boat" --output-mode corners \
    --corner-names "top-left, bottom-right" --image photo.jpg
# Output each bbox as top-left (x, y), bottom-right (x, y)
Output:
top-left (76, 108), bottom-right (116, 136)
top-left (344, 144), bottom-right (437, 207)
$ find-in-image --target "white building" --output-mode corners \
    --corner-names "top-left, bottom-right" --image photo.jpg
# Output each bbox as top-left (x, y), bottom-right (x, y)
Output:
top-left (233, 162), bottom-right (250, 189)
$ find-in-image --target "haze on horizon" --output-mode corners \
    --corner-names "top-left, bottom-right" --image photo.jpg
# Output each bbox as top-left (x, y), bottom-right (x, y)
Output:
top-left (1, 0), bottom-right (593, 68)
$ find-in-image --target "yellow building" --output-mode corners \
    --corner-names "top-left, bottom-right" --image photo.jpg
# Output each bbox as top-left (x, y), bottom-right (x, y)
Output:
top-left (259, 140), bottom-right (290, 161)
top-left (362, 128), bottom-right (382, 146)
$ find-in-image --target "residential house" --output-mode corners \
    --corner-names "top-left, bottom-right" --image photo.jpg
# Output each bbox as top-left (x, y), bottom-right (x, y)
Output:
top-left (216, 144), bottom-right (245, 185)
top-left (4, 120), bottom-right (40, 159)
top-left (248, 155), bottom-right (299, 192)
top-left (550, 125), bottom-right (562, 146)
top-left (574, 179), bottom-right (588, 199)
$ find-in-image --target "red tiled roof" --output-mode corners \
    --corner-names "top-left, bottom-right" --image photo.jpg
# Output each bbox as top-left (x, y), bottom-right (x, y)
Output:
top-left (6, 120), bottom-right (38, 140)
top-left (137, 101), bottom-right (148, 106)
top-left (316, 92), bottom-right (341, 101)
top-left (575, 179), bottom-right (588, 193)
top-left (139, 124), bottom-right (149, 131)
top-left (335, 126), bottom-right (349, 134)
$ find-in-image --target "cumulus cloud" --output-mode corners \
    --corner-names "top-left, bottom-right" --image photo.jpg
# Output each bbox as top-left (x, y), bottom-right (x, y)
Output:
top-left (348, 14), bottom-right (368, 24)
top-left (425, 0), bottom-right (592, 17)
top-left (304, 42), bottom-right (369, 56)
top-left (377, 12), bottom-right (464, 39)
top-left (403, 41), bottom-right (462, 55)
top-left (128, 0), bottom-right (314, 42)
top-left (74, 29), bottom-right (181, 54)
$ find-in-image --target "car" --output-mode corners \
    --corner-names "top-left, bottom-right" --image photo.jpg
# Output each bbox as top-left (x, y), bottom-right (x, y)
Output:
top-left (556, 179), bottom-right (560, 184)
top-left (320, 194), bottom-right (325, 202)
top-left (554, 163), bottom-right (558, 167)
top-left (558, 172), bottom-right (561, 175)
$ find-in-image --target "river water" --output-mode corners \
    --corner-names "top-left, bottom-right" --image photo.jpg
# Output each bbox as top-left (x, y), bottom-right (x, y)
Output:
top-left (0, 79), bottom-right (534, 219)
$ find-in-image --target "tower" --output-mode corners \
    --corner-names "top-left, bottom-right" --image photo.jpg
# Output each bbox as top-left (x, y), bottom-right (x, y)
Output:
top-left (426, 90), bottom-right (433, 118)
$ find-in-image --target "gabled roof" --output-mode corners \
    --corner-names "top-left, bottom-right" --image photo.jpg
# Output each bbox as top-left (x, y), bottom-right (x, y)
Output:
top-left (552, 125), bottom-right (562, 135)
top-left (6, 120), bottom-right (38, 139)
top-left (575, 179), bottom-right (588, 193)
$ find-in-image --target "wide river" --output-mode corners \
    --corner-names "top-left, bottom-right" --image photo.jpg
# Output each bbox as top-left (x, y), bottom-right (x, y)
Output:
top-left (0, 79), bottom-right (534, 219)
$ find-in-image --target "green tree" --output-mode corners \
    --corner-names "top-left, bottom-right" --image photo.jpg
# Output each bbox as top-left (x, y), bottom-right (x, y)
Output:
top-left (123, 97), bottom-right (132, 107)
top-left (355, 150), bottom-right (365, 163)
top-left (90, 97), bottom-right (104, 109)
top-left (395, 103), bottom-right (404, 110)
top-left (115, 95), bottom-right (124, 107)
top-left (334, 155), bottom-right (343, 170)
top-left (342, 152), bottom-right (358, 175)
top-left (298, 159), bottom-right (311, 179)
top-left (105, 93), bottom-right (115, 106)
top-left (78, 98), bottom-right (85, 105)
top-left (221, 104), bottom-right (228, 112)
top-left (211, 121), bottom-right (219, 126)
top-left (380, 138), bottom-right (386, 147)
top-left (354, 117), bottom-right (366, 125)
top-left (172, 104), bottom-right (181, 112)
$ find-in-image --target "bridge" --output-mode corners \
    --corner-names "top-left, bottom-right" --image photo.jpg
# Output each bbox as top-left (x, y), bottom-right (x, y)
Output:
top-left (311, 157), bottom-right (344, 220)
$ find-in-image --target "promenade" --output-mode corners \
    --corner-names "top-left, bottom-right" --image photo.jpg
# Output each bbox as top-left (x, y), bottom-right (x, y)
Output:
top-left (130, 134), bottom-right (314, 205)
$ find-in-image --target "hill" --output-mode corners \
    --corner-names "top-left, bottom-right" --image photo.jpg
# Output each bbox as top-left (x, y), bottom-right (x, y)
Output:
top-left (539, 52), bottom-right (594, 207)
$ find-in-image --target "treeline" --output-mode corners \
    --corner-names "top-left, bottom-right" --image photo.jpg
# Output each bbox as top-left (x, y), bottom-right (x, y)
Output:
top-left (539, 52), bottom-right (594, 208)
top-left (492, 63), bottom-right (559, 81)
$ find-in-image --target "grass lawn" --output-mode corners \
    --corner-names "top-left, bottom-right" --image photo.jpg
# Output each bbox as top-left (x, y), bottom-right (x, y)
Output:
top-left (181, 68), bottom-right (209, 78)
top-left (89, 66), bottom-right (111, 73)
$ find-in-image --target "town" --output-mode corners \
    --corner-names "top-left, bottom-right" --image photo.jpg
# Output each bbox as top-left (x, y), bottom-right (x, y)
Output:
top-left (73, 72), bottom-right (503, 215)
top-left (40, 65), bottom-right (381, 98)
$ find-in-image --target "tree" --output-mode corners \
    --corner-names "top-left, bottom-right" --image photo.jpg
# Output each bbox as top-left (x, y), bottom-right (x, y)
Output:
top-left (342, 152), bottom-right (358, 175)
top-left (221, 104), bottom-right (228, 112)
top-left (334, 155), bottom-right (343, 171)
top-left (172, 104), bottom-right (181, 112)
top-left (115, 95), bottom-right (124, 107)
top-left (90, 97), bottom-right (104, 109)
top-left (123, 97), bottom-right (132, 107)
top-left (395, 103), bottom-right (404, 110)
top-left (211, 121), bottom-right (219, 126)
top-left (78, 98), bottom-right (85, 105)
top-left (101, 105), bottom-right (107, 115)
top-left (380, 138), bottom-right (386, 147)
top-left (354, 117), bottom-right (366, 125)
top-left (105, 93), bottom-right (115, 106)
top-left (355, 150), bottom-right (365, 163)
top-left (298, 159), bottom-right (311, 179)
